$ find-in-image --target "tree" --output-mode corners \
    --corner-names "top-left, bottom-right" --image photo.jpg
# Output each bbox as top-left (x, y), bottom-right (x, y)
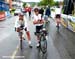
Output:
top-left (54, 2), bottom-right (59, 6)
top-left (38, 0), bottom-right (54, 6)
top-left (31, 2), bottom-right (36, 7)
top-left (38, 1), bottom-right (47, 6)
top-left (72, 0), bottom-right (75, 16)
top-left (23, 2), bottom-right (26, 8)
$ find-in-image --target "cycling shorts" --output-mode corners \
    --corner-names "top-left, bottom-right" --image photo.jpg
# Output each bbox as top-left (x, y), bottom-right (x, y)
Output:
top-left (18, 31), bottom-right (23, 36)
top-left (55, 14), bottom-right (61, 18)
top-left (36, 25), bottom-right (43, 33)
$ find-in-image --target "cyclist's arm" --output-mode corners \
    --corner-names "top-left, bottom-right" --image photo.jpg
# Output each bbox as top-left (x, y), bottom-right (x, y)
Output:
top-left (15, 19), bottom-right (18, 28)
top-left (24, 19), bottom-right (28, 31)
top-left (14, 19), bottom-right (20, 31)
top-left (33, 14), bottom-right (44, 24)
top-left (33, 15), bottom-right (37, 24)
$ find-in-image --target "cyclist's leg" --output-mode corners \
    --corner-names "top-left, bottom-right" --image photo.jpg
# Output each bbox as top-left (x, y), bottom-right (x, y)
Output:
top-left (56, 14), bottom-right (61, 26)
top-left (36, 26), bottom-right (40, 41)
top-left (36, 25), bottom-right (43, 47)
top-left (36, 26), bottom-right (40, 47)
top-left (26, 31), bottom-right (31, 43)
top-left (25, 28), bottom-right (32, 48)
top-left (57, 21), bottom-right (59, 26)
top-left (56, 18), bottom-right (61, 32)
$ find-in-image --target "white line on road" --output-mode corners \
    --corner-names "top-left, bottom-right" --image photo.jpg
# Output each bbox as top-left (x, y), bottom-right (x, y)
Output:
top-left (11, 45), bottom-right (19, 59)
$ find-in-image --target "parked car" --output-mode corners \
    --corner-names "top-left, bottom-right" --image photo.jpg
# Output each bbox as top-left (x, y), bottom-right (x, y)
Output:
top-left (22, 8), bottom-right (27, 13)
top-left (14, 9), bottom-right (21, 16)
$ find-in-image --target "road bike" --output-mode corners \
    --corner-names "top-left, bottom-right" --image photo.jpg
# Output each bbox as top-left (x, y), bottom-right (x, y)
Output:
top-left (33, 19), bottom-right (47, 58)
top-left (35, 28), bottom-right (47, 59)
top-left (16, 26), bottom-right (25, 50)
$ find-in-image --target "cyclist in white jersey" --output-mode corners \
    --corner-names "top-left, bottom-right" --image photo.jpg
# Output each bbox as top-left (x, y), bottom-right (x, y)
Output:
top-left (33, 8), bottom-right (44, 48)
top-left (15, 13), bottom-right (32, 48)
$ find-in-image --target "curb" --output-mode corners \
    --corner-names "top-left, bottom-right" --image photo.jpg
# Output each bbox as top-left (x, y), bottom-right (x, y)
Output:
top-left (0, 17), bottom-right (6, 21)
top-left (0, 15), bottom-right (12, 21)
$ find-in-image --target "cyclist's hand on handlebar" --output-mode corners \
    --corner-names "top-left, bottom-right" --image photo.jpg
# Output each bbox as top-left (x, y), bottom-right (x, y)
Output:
top-left (38, 19), bottom-right (44, 24)
top-left (33, 20), bottom-right (37, 24)
top-left (33, 20), bottom-right (44, 24)
top-left (15, 27), bottom-right (16, 31)
top-left (16, 28), bottom-right (20, 32)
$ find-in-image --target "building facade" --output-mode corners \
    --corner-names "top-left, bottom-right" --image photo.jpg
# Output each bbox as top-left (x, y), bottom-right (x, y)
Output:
top-left (0, 0), bottom-right (5, 2)
top-left (0, 0), bottom-right (9, 11)
top-left (5, 0), bottom-right (12, 9)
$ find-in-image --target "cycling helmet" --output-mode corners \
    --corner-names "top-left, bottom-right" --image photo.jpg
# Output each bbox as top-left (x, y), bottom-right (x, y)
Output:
top-left (19, 12), bottom-right (24, 16)
top-left (34, 8), bottom-right (39, 12)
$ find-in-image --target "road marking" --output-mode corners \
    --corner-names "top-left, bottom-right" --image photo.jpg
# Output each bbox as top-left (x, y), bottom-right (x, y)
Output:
top-left (2, 45), bottom-right (25, 59)
top-left (11, 45), bottom-right (19, 59)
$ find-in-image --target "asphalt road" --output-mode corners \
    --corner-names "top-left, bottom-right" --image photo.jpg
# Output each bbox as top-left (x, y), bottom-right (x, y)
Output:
top-left (0, 15), bottom-right (75, 59)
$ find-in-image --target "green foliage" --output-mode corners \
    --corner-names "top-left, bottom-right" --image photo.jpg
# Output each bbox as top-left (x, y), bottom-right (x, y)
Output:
top-left (62, 9), bottom-right (64, 13)
top-left (23, 2), bottom-right (26, 8)
top-left (54, 2), bottom-right (59, 6)
top-left (38, 0), bottom-right (54, 6)
top-left (31, 3), bottom-right (36, 7)
top-left (51, 9), bottom-right (55, 12)
top-left (11, 8), bottom-right (16, 11)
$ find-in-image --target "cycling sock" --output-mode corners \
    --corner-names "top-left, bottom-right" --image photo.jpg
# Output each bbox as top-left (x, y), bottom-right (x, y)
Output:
top-left (28, 41), bottom-right (31, 45)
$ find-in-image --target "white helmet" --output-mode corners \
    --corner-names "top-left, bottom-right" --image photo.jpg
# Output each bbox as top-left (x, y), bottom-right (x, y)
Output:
top-left (19, 12), bottom-right (24, 16)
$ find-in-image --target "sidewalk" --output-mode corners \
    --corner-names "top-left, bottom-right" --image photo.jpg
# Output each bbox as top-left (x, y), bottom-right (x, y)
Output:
top-left (0, 15), bottom-right (12, 21)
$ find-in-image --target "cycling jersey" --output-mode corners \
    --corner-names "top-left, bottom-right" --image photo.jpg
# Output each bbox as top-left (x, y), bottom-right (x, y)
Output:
top-left (55, 8), bottom-right (61, 15)
top-left (33, 14), bottom-right (43, 26)
top-left (15, 17), bottom-right (27, 29)
top-left (55, 8), bottom-right (61, 18)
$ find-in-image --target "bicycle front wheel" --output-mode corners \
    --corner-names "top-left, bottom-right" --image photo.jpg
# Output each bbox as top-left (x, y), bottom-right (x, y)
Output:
top-left (40, 40), bottom-right (47, 54)
top-left (20, 40), bottom-right (22, 49)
